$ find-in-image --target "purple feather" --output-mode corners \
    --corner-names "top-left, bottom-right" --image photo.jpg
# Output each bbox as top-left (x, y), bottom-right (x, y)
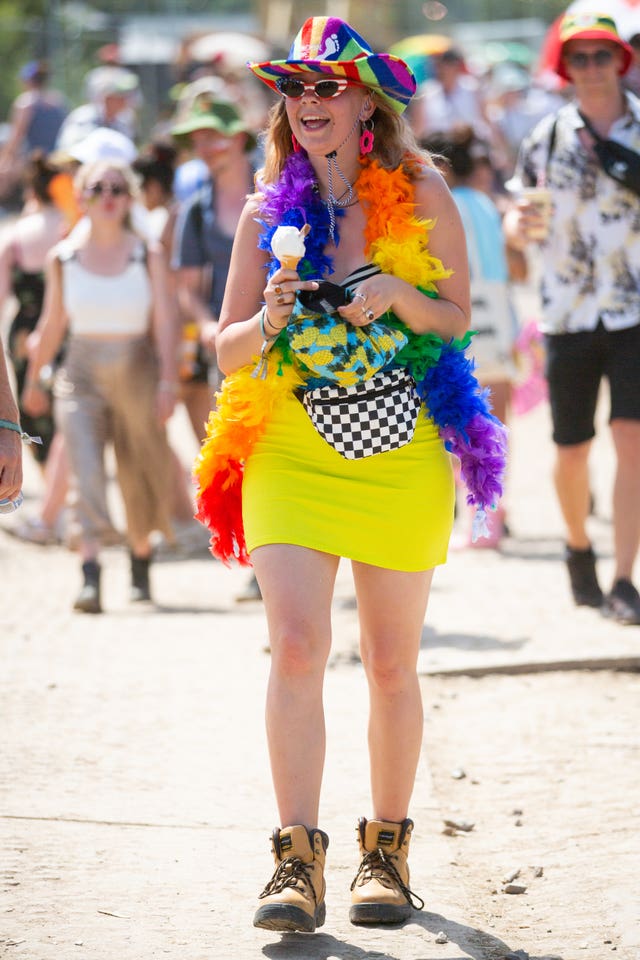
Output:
top-left (258, 153), bottom-right (317, 224)
top-left (441, 414), bottom-right (508, 509)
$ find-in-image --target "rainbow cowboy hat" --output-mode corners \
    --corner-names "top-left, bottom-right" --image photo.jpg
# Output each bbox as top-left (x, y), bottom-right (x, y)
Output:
top-left (248, 16), bottom-right (416, 115)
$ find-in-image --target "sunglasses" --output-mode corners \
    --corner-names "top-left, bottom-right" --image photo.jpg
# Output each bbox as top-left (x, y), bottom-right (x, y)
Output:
top-left (86, 182), bottom-right (129, 198)
top-left (566, 48), bottom-right (614, 69)
top-left (275, 77), bottom-right (350, 100)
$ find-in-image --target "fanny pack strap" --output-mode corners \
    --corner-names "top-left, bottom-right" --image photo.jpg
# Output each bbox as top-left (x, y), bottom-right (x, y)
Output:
top-left (577, 110), bottom-right (608, 145)
top-left (577, 108), bottom-right (640, 162)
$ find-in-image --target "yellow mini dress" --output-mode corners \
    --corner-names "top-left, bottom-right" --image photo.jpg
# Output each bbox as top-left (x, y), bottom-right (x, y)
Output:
top-left (243, 386), bottom-right (454, 572)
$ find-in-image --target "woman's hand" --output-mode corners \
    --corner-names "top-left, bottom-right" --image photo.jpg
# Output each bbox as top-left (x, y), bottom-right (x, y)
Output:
top-left (155, 382), bottom-right (177, 424)
top-left (0, 427), bottom-right (22, 502)
top-left (263, 268), bottom-right (318, 333)
top-left (337, 274), bottom-right (403, 326)
top-left (21, 381), bottom-right (50, 418)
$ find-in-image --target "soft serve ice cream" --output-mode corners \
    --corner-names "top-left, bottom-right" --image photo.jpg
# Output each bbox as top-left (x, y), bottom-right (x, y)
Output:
top-left (271, 224), bottom-right (310, 270)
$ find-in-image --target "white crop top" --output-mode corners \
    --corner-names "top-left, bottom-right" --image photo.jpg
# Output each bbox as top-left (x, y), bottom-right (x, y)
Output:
top-left (60, 241), bottom-right (152, 337)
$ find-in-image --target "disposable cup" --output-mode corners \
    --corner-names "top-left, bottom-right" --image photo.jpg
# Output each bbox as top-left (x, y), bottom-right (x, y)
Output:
top-left (520, 186), bottom-right (553, 241)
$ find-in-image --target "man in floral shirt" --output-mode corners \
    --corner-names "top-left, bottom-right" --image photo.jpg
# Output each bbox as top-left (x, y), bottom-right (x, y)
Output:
top-left (506, 13), bottom-right (640, 624)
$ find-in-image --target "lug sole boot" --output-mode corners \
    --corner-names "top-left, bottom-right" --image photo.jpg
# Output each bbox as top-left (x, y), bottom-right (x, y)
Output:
top-left (73, 561), bottom-right (102, 614)
top-left (350, 817), bottom-right (424, 925)
top-left (130, 553), bottom-right (151, 602)
top-left (254, 824), bottom-right (329, 933)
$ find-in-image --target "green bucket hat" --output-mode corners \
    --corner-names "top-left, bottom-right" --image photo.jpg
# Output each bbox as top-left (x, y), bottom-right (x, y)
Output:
top-left (171, 97), bottom-right (256, 150)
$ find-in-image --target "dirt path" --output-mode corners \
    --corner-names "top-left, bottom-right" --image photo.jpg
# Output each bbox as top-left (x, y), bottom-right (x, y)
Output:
top-left (421, 670), bottom-right (640, 960)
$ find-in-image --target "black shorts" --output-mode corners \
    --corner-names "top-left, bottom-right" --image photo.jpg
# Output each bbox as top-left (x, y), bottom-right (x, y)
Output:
top-left (544, 321), bottom-right (640, 446)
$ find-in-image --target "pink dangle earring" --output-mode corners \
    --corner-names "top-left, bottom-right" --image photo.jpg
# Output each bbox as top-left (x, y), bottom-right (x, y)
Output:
top-left (291, 133), bottom-right (301, 153)
top-left (359, 118), bottom-right (375, 156)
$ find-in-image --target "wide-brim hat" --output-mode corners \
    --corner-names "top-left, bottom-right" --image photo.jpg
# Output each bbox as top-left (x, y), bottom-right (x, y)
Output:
top-left (554, 13), bottom-right (634, 81)
top-left (87, 66), bottom-right (139, 102)
top-left (248, 16), bottom-right (416, 115)
top-left (171, 97), bottom-right (256, 151)
top-left (49, 127), bottom-right (138, 167)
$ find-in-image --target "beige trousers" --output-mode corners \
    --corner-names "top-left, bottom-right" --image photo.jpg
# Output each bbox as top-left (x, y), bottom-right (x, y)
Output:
top-left (54, 335), bottom-right (173, 547)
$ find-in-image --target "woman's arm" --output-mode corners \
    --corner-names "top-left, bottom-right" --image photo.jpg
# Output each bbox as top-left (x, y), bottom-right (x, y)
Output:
top-left (0, 230), bottom-right (15, 307)
top-left (146, 241), bottom-right (178, 423)
top-left (216, 198), bottom-right (317, 375)
top-left (0, 341), bottom-right (22, 501)
top-left (338, 167), bottom-right (471, 340)
top-left (0, 98), bottom-right (31, 172)
top-left (21, 247), bottom-right (69, 416)
top-left (174, 266), bottom-right (218, 354)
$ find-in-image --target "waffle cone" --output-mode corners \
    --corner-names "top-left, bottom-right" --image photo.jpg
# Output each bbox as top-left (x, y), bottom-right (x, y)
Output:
top-left (279, 255), bottom-right (301, 271)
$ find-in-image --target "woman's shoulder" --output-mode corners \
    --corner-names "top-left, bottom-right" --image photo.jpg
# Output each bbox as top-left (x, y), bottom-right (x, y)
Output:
top-left (49, 236), bottom-right (78, 264)
top-left (244, 191), bottom-right (264, 216)
top-left (235, 193), bottom-right (266, 236)
top-left (410, 162), bottom-right (454, 208)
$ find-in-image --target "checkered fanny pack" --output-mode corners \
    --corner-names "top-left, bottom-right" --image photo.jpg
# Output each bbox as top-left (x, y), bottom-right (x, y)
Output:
top-left (302, 368), bottom-right (421, 459)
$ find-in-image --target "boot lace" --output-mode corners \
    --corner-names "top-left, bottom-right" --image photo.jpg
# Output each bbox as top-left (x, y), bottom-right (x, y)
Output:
top-left (258, 856), bottom-right (318, 904)
top-left (350, 848), bottom-right (425, 910)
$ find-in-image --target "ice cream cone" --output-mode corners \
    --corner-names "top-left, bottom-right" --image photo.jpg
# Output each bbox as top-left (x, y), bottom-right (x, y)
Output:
top-left (270, 224), bottom-right (310, 271)
top-left (279, 255), bottom-right (302, 271)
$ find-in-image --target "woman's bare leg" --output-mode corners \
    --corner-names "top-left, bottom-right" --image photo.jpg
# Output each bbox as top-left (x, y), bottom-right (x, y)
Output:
top-left (352, 562), bottom-right (433, 821)
top-left (252, 544), bottom-right (340, 828)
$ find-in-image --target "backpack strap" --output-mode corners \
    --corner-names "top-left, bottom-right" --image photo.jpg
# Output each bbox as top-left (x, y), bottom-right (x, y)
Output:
top-left (544, 117), bottom-right (558, 183)
top-left (523, 116), bottom-right (557, 187)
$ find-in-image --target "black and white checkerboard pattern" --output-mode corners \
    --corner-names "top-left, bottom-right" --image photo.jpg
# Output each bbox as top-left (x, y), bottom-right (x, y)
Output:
top-left (303, 369), bottom-right (421, 459)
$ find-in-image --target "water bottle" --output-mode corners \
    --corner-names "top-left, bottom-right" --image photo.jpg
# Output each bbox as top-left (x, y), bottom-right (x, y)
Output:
top-left (0, 490), bottom-right (24, 515)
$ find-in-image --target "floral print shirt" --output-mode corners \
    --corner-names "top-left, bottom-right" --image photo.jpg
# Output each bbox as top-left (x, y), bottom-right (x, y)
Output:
top-left (514, 94), bottom-right (640, 335)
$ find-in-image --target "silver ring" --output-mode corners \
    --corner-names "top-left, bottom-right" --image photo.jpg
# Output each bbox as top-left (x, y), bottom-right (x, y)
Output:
top-left (365, 309), bottom-right (375, 322)
top-left (353, 292), bottom-right (366, 303)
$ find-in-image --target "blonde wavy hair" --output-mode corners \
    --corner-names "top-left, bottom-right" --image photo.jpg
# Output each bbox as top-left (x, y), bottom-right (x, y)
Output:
top-left (259, 91), bottom-right (435, 186)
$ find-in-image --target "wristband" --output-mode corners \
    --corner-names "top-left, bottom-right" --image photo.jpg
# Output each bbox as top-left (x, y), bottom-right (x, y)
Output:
top-left (254, 306), bottom-right (287, 380)
top-left (0, 418), bottom-right (21, 435)
top-left (259, 305), bottom-right (281, 342)
top-left (0, 418), bottom-right (43, 445)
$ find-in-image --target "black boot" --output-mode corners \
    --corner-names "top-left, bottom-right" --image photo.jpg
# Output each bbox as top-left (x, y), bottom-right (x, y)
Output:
top-left (74, 560), bottom-right (102, 614)
top-left (130, 553), bottom-right (151, 602)
top-left (565, 544), bottom-right (603, 607)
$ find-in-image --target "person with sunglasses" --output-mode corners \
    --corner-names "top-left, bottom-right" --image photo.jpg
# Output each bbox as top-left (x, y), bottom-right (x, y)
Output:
top-left (194, 16), bottom-right (506, 933)
top-left (505, 13), bottom-right (640, 624)
top-left (170, 94), bottom-right (263, 588)
top-left (22, 158), bottom-right (177, 613)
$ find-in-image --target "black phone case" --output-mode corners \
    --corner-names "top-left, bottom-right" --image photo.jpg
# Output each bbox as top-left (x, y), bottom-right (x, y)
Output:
top-left (297, 281), bottom-right (351, 315)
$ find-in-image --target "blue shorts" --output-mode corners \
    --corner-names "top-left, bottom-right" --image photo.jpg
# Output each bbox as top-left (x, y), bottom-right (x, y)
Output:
top-left (544, 321), bottom-right (640, 446)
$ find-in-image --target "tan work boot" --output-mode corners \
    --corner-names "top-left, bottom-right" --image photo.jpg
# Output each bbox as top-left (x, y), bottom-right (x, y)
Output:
top-left (253, 824), bottom-right (329, 933)
top-left (350, 817), bottom-right (424, 925)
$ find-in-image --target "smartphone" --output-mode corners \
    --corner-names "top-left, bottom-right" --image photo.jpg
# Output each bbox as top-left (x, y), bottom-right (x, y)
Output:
top-left (297, 281), bottom-right (351, 315)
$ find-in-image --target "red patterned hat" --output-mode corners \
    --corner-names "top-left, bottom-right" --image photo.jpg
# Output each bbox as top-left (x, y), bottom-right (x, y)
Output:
top-left (555, 13), bottom-right (634, 80)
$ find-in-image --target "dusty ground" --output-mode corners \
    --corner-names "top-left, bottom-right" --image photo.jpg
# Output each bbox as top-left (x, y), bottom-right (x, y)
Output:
top-left (1, 268), bottom-right (639, 958)
top-left (423, 670), bottom-right (640, 960)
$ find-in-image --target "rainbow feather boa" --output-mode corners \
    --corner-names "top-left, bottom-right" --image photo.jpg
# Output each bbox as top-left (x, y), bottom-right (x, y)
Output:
top-left (194, 153), bottom-right (507, 564)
